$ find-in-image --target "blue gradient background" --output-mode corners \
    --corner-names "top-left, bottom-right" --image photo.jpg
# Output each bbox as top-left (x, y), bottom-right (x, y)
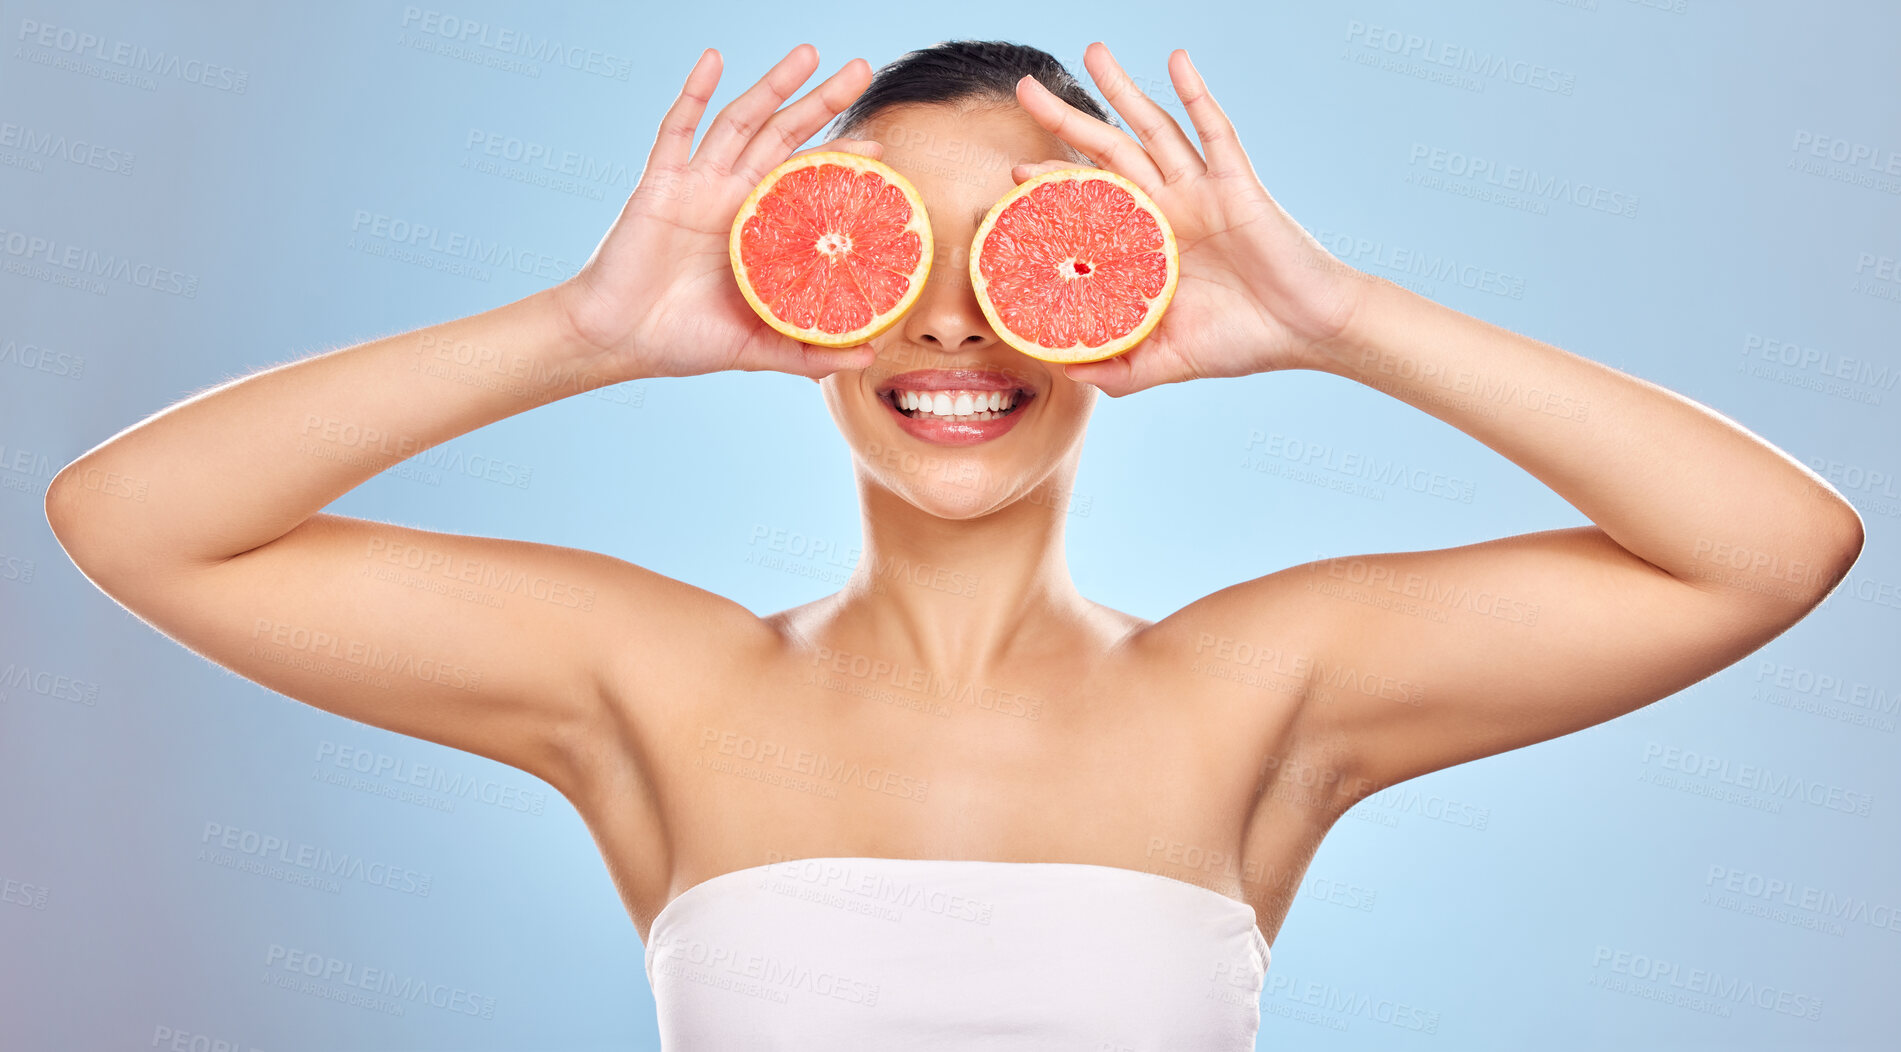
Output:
top-left (4, 1), bottom-right (1898, 1049)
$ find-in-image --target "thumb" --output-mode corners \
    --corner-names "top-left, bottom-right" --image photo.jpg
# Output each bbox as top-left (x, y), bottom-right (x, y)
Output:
top-left (776, 340), bottom-right (877, 381)
top-left (1062, 353), bottom-right (1135, 395)
top-left (727, 327), bottom-right (875, 380)
top-left (794, 137), bottom-right (885, 163)
top-left (1011, 160), bottom-right (1083, 184)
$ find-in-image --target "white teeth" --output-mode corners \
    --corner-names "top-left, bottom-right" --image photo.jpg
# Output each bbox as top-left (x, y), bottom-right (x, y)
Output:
top-left (890, 387), bottom-right (1021, 421)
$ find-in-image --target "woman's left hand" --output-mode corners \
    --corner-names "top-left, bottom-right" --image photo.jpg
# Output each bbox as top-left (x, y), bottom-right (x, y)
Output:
top-left (1010, 43), bottom-right (1371, 395)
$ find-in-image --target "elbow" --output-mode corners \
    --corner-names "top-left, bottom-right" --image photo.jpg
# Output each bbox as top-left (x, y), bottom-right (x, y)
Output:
top-left (46, 460), bottom-right (215, 589)
top-left (1775, 473), bottom-right (1866, 606)
top-left (1775, 496), bottom-right (1865, 610)
top-left (43, 462), bottom-right (119, 579)
top-left (1699, 495), bottom-right (1865, 617)
top-left (43, 465), bottom-right (83, 550)
top-left (1815, 501), bottom-right (1865, 595)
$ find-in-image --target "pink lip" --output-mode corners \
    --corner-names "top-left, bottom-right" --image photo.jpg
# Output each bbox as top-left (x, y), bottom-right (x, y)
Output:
top-left (876, 369), bottom-right (1036, 448)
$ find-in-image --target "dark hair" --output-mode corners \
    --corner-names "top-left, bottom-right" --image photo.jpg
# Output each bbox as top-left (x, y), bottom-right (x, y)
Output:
top-left (828, 40), bottom-right (1118, 140)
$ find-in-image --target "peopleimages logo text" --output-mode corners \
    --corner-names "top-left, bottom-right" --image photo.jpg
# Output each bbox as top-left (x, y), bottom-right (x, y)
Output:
top-left (1345, 20), bottom-right (1575, 95)
top-left (398, 7), bottom-right (633, 80)
top-left (1407, 144), bottom-right (1638, 218)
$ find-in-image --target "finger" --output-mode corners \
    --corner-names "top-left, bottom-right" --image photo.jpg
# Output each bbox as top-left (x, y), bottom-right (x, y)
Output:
top-left (1082, 43), bottom-right (1205, 186)
top-left (1009, 159), bottom-right (1075, 183)
top-left (732, 327), bottom-right (880, 379)
top-left (1061, 352), bottom-right (1146, 397)
top-left (768, 342), bottom-right (878, 380)
top-left (795, 137), bottom-right (884, 162)
top-left (1168, 49), bottom-right (1249, 178)
top-left (730, 59), bottom-right (875, 183)
top-left (1012, 74), bottom-right (1164, 190)
top-left (693, 44), bottom-right (822, 176)
top-left (645, 48), bottom-right (722, 174)
top-left (802, 343), bottom-right (878, 377)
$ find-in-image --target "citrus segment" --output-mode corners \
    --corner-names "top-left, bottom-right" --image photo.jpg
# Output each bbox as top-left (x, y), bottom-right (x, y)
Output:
top-left (730, 151), bottom-right (933, 347)
top-left (970, 168), bottom-right (1178, 363)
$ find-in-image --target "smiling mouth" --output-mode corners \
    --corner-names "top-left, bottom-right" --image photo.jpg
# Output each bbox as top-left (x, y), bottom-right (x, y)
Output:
top-left (882, 387), bottom-right (1032, 423)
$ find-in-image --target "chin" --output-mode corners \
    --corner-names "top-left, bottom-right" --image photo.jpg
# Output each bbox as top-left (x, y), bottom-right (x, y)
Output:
top-left (895, 476), bottom-right (1019, 520)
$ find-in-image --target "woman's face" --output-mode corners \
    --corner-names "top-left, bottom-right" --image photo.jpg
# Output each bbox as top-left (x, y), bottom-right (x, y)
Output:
top-left (819, 101), bottom-right (1097, 520)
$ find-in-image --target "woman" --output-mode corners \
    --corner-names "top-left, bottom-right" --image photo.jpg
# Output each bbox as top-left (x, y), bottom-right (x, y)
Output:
top-left (45, 39), bottom-right (1863, 1048)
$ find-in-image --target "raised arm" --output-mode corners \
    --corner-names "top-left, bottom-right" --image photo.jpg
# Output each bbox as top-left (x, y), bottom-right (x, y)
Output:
top-left (1210, 279), bottom-right (1862, 795)
top-left (46, 285), bottom-right (650, 793)
top-left (1008, 43), bottom-right (1864, 800)
top-left (43, 44), bottom-right (886, 797)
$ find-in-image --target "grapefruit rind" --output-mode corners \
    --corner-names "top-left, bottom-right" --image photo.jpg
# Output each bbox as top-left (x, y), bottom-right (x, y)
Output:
top-left (968, 167), bottom-right (1178, 364)
top-left (728, 151), bottom-right (934, 348)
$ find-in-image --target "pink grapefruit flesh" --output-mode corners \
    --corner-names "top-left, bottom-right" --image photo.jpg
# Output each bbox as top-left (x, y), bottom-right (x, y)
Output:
top-left (969, 168), bottom-right (1178, 363)
top-left (730, 151), bottom-right (933, 347)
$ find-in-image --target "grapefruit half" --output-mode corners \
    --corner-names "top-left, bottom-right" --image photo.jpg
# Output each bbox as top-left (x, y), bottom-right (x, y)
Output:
top-left (729, 151), bottom-right (933, 347)
top-left (970, 168), bottom-right (1178, 363)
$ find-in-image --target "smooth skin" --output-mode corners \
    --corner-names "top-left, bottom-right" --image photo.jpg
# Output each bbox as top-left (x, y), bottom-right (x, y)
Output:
top-left (46, 43), bottom-right (1864, 950)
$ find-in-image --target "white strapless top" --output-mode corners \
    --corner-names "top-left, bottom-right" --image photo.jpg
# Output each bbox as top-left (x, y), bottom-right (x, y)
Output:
top-left (644, 857), bottom-right (1271, 1049)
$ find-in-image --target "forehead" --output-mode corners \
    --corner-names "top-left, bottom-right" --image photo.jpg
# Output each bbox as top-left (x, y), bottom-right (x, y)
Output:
top-left (853, 102), bottom-right (1087, 230)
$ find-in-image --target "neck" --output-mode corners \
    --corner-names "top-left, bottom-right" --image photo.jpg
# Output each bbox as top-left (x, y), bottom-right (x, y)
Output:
top-left (825, 459), bottom-right (1091, 674)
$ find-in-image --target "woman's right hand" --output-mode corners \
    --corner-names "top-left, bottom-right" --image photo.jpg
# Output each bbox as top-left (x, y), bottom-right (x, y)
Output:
top-left (555, 45), bottom-right (883, 382)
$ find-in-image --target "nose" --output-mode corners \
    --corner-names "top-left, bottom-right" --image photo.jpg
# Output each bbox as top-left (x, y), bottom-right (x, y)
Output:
top-left (896, 244), bottom-right (998, 355)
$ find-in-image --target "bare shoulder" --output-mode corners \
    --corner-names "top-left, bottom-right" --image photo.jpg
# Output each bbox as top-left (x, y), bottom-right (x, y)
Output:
top-left (1114, 565), bottom-right (1367, 808)
top-left (1120, 564), bottom-right (1327, 707)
